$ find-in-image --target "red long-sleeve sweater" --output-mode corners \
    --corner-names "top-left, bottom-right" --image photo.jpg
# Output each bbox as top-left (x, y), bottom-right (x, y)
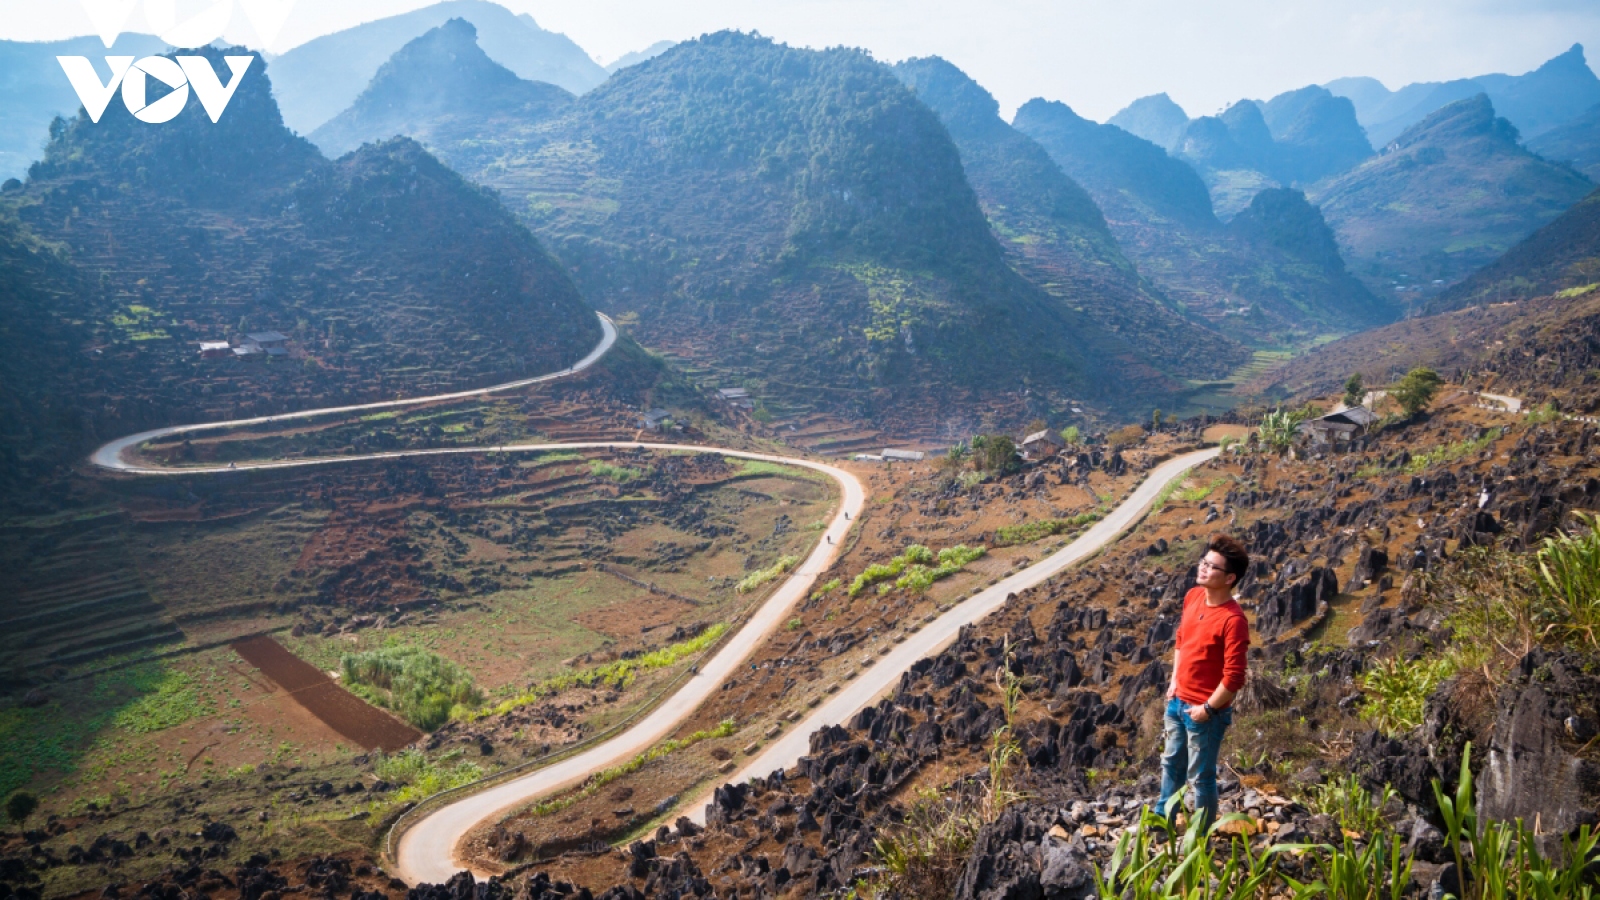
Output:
top-left (1173, 586), bottom-right (1250, 705)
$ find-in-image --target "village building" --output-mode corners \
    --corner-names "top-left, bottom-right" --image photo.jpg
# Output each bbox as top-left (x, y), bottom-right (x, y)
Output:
top-left (197, 341), bottom-right (231, 359)
top-left (641, 408), bottom-right (671, 432)
top-left (1020, 429), bottom-right (1065, 460)
top-left (715, 387), bottom-right (754, 410)
top-left (242, 331), bottom-right (289, 356)
top-left (1301, 406), bottom-right (1379, 445)
top-left (881, 448), bottom-right (925, 462)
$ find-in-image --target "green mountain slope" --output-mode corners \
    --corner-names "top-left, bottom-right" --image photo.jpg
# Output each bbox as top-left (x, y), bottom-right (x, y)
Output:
top-left (358, 30), bottom-right (1141, 423)
top-left (1014, 100), bottom-right (1397, 342)
top-left (4, 46), bottom-right (600, 448)
top-left (1428, 187), bottom-right (1600, 312)
top-left (270, 0), bottom-right (604, 135)
top-left (1310, 95), bottom-right (1593, 305)
top-left (892, 56), bottom-right (1246, 384)
top-left (311, 18), bottom-right (575, 160)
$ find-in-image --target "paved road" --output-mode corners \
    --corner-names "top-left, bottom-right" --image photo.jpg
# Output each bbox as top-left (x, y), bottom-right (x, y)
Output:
top-left (90, 312), bottom-right (618, 472)
top-left (682, 447), bottom-right (1220, 824)
top-left (87, 316), bottom-right (1220, 886)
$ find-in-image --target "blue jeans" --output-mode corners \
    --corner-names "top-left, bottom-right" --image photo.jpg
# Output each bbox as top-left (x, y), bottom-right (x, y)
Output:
top-left (1156, 697), bottom-right (1232, 833)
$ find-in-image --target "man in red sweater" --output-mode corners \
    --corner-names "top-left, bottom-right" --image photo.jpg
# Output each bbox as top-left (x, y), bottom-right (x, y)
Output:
top-left (1154, 534), bottom-right (1251, 833)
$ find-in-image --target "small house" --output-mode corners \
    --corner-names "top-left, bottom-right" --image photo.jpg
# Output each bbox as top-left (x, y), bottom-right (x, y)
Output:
top-left (882, 448), bottom-right (925, 462)
top-left (198, 341), bottom-right (231, 359)
top-left (715, 387), bottom-right (754, 410)
top-left (243, 331), bottom-right (289, 356)
top-left (1020, 429), bottom-right (1065, 460)
top-left (1302, 406), bottom-right (1379, 445)
top-left (641, 408), bottom-right (670, 431)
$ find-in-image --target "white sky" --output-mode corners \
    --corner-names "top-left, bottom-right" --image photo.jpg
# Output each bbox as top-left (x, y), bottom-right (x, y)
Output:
top-left (4, 0), bottom-right (1598, 121)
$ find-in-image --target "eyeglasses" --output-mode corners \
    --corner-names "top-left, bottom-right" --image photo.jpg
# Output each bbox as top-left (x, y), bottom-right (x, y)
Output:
top-left (1197, 559), bottom-right (1226, 572)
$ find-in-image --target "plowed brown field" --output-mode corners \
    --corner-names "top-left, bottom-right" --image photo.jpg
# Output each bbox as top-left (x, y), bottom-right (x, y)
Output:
top-left (232, 635), bottom-right (421, 752)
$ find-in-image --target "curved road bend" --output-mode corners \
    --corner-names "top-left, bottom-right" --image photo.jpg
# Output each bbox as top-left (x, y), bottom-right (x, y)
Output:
top-left (86, 316), bottom-right (1219, 886)
top-left (683, 446), bottom-right (1221, 824)
top-left (90, 312), bottom-right (618, 471)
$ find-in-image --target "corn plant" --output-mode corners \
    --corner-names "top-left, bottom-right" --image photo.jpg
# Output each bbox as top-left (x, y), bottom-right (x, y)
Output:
top-left (1284, 832), bottom-right (1411, 900)
top-left (1432, 742), bottom-right (1598, 900)
top-left (1095, 804), bottom-right (1294, 899)
top-left (1300, 774), bottom-right (1397, 837)
top-left (1534, 512), bottom-right (1600, 649)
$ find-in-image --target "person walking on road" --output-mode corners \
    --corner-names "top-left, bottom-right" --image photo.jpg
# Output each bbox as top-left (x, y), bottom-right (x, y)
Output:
top-left (1154, 534), bottom-right (1250, 834)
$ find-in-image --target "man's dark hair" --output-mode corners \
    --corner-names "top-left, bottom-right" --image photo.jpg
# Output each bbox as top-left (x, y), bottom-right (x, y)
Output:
top-left (1206, 534), bottom-right (1250, 584)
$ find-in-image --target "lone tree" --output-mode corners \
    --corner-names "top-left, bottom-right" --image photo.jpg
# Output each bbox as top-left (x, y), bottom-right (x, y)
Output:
top-left (1392, 367), bottom-right (1443, 416)
top-left (1060, 425), bottom-right (1081, 446)
top-left (1344, 372), bottom-right (1365, 407)
top-left (6, 791), bottom-right (38, 824)
top-left (971, 435), bottom-right (1020, 475)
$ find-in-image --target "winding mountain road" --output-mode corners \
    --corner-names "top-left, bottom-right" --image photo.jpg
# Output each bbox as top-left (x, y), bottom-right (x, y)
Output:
top-left (88, 312), bottom-right (1220, 886)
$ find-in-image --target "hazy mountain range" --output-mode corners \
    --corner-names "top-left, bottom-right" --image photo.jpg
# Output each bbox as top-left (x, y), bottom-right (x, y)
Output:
top-left (268, 0), bottom-right (605, 135)
top-left (1326, 44), bottom-right (1600, 147)
top-left (1310, 95), bottom-right (1593, 300)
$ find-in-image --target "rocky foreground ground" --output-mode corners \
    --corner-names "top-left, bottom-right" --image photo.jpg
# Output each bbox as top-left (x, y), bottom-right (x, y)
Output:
top-left (5, 397), bottom-right (1598, 900)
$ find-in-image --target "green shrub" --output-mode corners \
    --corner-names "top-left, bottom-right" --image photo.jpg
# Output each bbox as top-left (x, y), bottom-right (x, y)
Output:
top-left (849, 544), bottom-right (979, 597)
top-left (480, 624), bottom-right (727, 719)
top-left (1404, 428), bottom-right (1500, 473)
top-left (737, 554), bottom-right (799, 594)
top-left (1391, 367), bottom-right (1443, 416)
top-left (1257, 408), bottom-right (1308, 454)
top-left (588, 460), bottom-right (644, 482)
top-left (6, 791), bottom-right (38, 823)
top-left (993, 511), bottom-right (1101, 547)
top-left (1534, 512), bottom-right (1600, 650)
top-left (342, 642), bottom-right (483, 731)
top-left (809, 578), bottom-right (841, 602)
top-left (368, 749), bottom-right (484, 813)
top-left (1300, 773), bottom-right (1396, 836)
top-left (1358, 655), bottom-right (1456, 736)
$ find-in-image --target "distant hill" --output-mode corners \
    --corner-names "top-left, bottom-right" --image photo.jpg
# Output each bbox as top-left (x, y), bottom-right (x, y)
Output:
top-left (1108, 94), bottom-right (1188, 152)
top-left (1014, 100), bottom-right (1396, 341)
top-left (1310, 95), bottom-right (1594, 305)
top-left (606, 41), bottom-right (676, 74)
top-left (1260, 86), bottom-right (1373, 182)
top-left (1327, 44), bottom-right (1600, 146)
top-left (1245, 284), bottom-right (1600, 414)
top-left (1013, 99), bottom-right (1217, 228)
top-left (1428, 187), bottom-right (1600, 313)
top-left (893, 56), bottom-right (1247, 386)
top-left (270, 0), bottom-right (603, 135)
top-left (0, 34), bottom-right (168, 181)
top-left (1529, 102), bottom-right (1600, 182)
top-left (4, 46), bottom-right (601, 451)
top-left (369, 30), bottom-right (1140, 424)
top-left (1171, 89), bottom-right (1370, 216)
top-left (311, 18), bottom-right (574, 159)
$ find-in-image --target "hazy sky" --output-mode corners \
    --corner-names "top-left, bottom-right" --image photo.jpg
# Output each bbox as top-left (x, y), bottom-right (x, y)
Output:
top-left (4, 0), bottom-right (1598, 121)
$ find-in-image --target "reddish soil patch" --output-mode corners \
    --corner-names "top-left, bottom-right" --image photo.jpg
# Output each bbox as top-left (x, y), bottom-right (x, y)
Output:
top-left (232, 635), bottom-right (421, 752)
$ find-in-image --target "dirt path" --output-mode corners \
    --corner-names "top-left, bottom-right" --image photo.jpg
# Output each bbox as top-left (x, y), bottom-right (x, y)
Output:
top-left (232, 635), bottom-right (421, 752)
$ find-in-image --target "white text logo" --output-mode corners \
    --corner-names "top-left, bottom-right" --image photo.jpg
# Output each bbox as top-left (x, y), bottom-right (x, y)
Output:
top-left (59, 0), bottom-right (296, 125)
top-left (58, 54), bottom-right (254, 123)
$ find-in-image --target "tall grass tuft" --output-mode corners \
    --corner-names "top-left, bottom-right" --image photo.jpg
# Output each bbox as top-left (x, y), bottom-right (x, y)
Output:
top-left (1534, 512), bottom-right (1600, 649)
top-left (342, 642), bottom-right (483, 730)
